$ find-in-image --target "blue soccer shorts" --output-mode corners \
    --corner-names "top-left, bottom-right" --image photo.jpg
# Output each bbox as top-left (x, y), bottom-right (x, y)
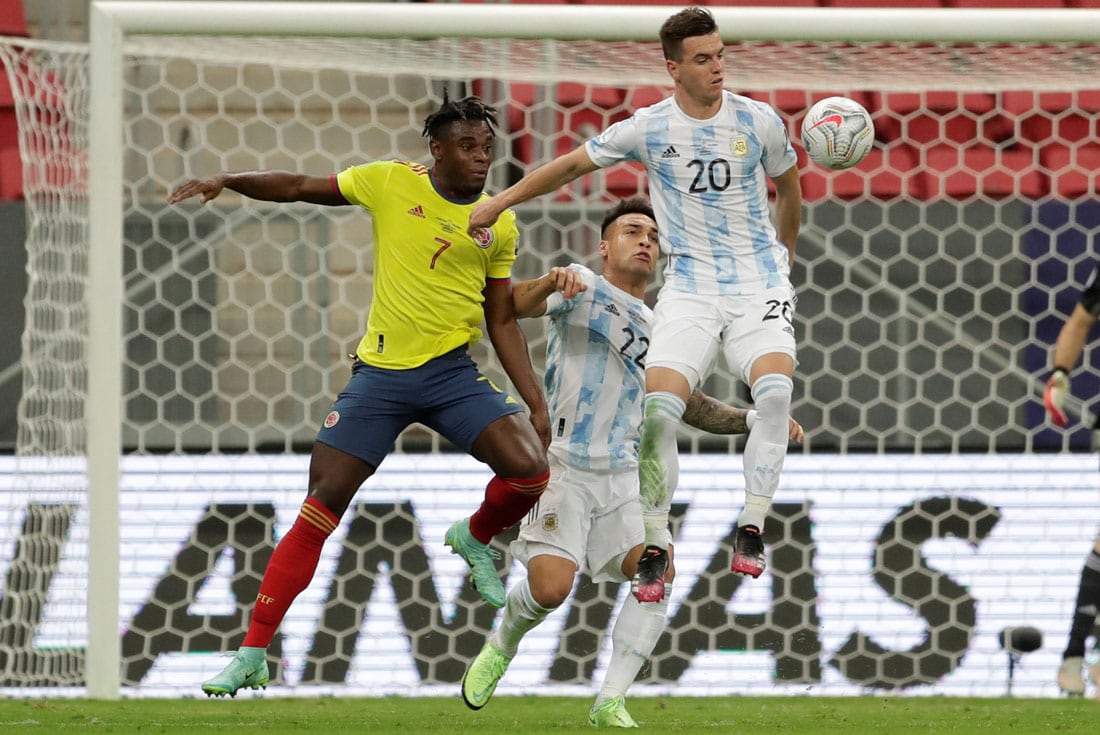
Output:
top-left (315, 347), bottom-right (524, 468)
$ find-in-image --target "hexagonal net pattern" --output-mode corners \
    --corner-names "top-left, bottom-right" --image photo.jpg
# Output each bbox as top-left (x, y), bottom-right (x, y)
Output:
top-left (9, 35), bottom-right (1100, 459)
top-left (2, 29), bottom-right (1099, 693)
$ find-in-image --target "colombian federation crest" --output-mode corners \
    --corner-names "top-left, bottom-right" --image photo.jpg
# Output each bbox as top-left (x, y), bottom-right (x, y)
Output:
top-left (472, 227), bottom-right (494, 249)
top-left (323, 410), bottom-right (340, 428)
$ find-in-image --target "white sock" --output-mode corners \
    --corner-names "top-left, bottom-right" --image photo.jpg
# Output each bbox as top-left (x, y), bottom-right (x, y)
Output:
top-left (739, 374), bottom-right (793, 532)
top-left (638, 392), bottom-right (685, 548)
top-left (595, 585), bottom-right (672, 705)
top-left (490, 578), bottom-right (553, 658)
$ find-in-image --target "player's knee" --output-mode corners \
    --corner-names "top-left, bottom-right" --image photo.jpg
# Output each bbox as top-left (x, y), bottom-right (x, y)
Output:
top-left (528, 574), bottom-right (571, 609)
top-left (751, 374), bottom-right (793, 424)
top-left (503, 467), bottom-right (550, 496)
top-left (306, 487), bottom-right (351, 519)
top-left (512, 447), bottom-right (550, 483)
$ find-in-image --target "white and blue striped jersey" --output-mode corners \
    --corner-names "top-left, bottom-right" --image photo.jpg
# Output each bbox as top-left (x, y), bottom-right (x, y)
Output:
top-left (586, 91), bottom-right (798, 296)
top-left (543, 264), bottom-right (652, 471)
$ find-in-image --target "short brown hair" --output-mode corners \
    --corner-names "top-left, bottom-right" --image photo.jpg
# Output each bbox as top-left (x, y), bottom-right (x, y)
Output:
top-left (659, 7), bottom-right (718, 61)
top-left (601, 196), bottom-right (656, 238)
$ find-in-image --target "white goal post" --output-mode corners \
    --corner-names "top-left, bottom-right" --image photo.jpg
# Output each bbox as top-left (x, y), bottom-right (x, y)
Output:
top-left (0, 0), bottom-right (1079, 699)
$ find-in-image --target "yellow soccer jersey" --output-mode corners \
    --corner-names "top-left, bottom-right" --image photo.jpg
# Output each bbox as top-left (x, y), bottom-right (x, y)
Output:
top-left (335, 160), bottom-right (519, 369)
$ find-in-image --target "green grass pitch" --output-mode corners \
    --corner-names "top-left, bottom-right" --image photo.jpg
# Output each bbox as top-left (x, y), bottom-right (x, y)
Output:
top-left (0, 696), bottom-right (1095, 734)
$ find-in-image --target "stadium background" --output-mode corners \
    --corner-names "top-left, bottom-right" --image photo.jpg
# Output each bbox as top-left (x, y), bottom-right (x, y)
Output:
top-left (0, 0), bottom-right (1099, 700)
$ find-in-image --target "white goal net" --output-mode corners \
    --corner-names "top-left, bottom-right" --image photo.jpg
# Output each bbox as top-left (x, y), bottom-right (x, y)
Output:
top-left (1, 2), bottom-right (1099, 698)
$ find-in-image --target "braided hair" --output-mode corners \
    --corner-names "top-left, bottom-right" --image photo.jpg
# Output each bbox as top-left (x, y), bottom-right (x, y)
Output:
top-left (422, 91), bottom-right (499, 140)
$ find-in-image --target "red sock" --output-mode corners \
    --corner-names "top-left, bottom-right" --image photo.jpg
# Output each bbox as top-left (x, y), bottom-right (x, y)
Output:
top-left (468, 471), bottom-right (550, 543)
top-left (242, 496), bottom-right (339, 648)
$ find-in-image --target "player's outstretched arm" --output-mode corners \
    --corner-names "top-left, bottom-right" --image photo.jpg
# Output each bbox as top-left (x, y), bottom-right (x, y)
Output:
top-left (484, 280), bottom-right (551, 447)
top-left (168, 170), bottom-right (345, 206)
top-left (772, 165), bottom-right (802, 268)
top-left (468, 146), bottom-right (600, 235)
top-left (512, 266), bottom-right (588, 318)
top-left (683, 390), bottom-right (804, 443)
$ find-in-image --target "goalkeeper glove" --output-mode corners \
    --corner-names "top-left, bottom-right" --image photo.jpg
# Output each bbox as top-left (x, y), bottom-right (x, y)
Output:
top-left (1044, 367), bottom-right (1070, 427)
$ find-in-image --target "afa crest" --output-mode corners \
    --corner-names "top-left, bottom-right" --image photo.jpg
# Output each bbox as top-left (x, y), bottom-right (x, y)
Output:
top-left (542, 513), bottom-right (558, 532)
top-left (730, 136), bottom-right (749, 157)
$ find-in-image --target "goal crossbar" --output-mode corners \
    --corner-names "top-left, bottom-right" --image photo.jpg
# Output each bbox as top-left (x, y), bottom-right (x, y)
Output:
top-left (94, 2), bottom-right (1100, 42)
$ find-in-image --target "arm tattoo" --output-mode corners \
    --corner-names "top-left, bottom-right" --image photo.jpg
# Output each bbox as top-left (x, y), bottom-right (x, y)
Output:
top-left (514, 279), bottom-right (545, 301)
top-left (682, 390), bottom-right (749, 435)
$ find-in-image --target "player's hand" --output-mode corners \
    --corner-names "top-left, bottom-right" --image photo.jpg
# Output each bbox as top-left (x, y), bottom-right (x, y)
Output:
top-left (788, 417), bottom-right (805, 444)
top-left (529, 406), bottom-right (552, 449)
top-left (1044, 369), bottom-right (1070, 427)
top-left (168, 174), bottom-right (227, 204)
top-left (546, 266), bottom-right (587, 300)
top-left (468, 198), bottom-right (503, 237)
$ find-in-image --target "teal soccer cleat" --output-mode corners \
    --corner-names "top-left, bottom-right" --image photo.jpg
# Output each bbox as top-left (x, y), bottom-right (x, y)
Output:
top-left (201, 647), bottom-right (269, 698)
top-left (445, 518), bottom-right (506, 608)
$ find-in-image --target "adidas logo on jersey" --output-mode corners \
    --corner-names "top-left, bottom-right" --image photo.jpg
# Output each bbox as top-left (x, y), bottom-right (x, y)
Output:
top-left (661, 145), bottom-right (679, 159)
top-left (407, 205), bottom-right (425, 218)
top-left (604, 303), bottom-right (620, 316)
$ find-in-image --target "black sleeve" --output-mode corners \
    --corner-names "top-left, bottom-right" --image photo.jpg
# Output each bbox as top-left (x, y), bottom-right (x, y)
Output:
top-left (1080, 261), bottom-right (1100, 317)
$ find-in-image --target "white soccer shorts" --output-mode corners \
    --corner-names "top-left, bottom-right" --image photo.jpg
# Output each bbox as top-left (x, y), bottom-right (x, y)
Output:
top-left (646, 283), bottom-right (798, 389)
top-left (513, 455), bottom-right (644, 583)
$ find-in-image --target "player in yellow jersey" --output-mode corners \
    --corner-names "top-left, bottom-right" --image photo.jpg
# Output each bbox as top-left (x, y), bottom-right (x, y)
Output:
top-left (169, 94), bottom-right (551, 697)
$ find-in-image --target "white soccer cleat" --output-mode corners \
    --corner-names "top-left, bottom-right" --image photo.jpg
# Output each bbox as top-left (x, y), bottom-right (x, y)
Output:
top-left (1057, 656), bottom-right (1086, 696)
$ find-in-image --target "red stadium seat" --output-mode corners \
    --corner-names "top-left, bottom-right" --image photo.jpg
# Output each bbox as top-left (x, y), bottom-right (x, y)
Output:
top-left (799, 145), bottom-right (919, 201)
top-left (757, 89), bottom-right (818, 115)
top-left (0, 106), bottom-right (16, 151)
top-left (946, 0), bottom-right (1064, 7)
top-left (0, 0), bottom-right (27, 37)
top-left (624, 86), bottom-right (670, 110)
top-left (573, 0), bottom-right (691, 4)
top-left (556, 87), bottom-right (629, 158)
top-left (1041, 144), bottom-right (1100, 198)
top-left (705, 0), bottom-right (818, 5)
top-left (915, 145), bottom-right (1043, 199)
top-left (602, 162), bottom-right (648, 200)
top-left (822, 0), bottom-right (940, 6)
top-left (0, 71), bottom-right (18, 193)
top-left (0, 68), bottom-right (12, 108)
top-left (1002, 90), bottom-right (1100, 148)
top-left (873, 91), bottom-right (1011, 146)
top-left (0, 145), bottom-right (21, 200)
top-left (497, 82), bottom-right (629, 166)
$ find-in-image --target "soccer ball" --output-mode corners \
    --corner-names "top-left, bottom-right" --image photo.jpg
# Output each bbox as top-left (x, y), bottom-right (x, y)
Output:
top-left (800, 97), bottom-right (874, 170)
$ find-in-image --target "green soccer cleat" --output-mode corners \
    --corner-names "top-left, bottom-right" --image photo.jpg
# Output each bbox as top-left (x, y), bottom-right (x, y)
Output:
top-left (588, 696), bottom-right (639, 728)
top-left (201, 647), bottom-right (270, 698)
top-left (445, 518), bottom-right (506, 608)
top-left (460, 640), bottom-right (512, 710)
